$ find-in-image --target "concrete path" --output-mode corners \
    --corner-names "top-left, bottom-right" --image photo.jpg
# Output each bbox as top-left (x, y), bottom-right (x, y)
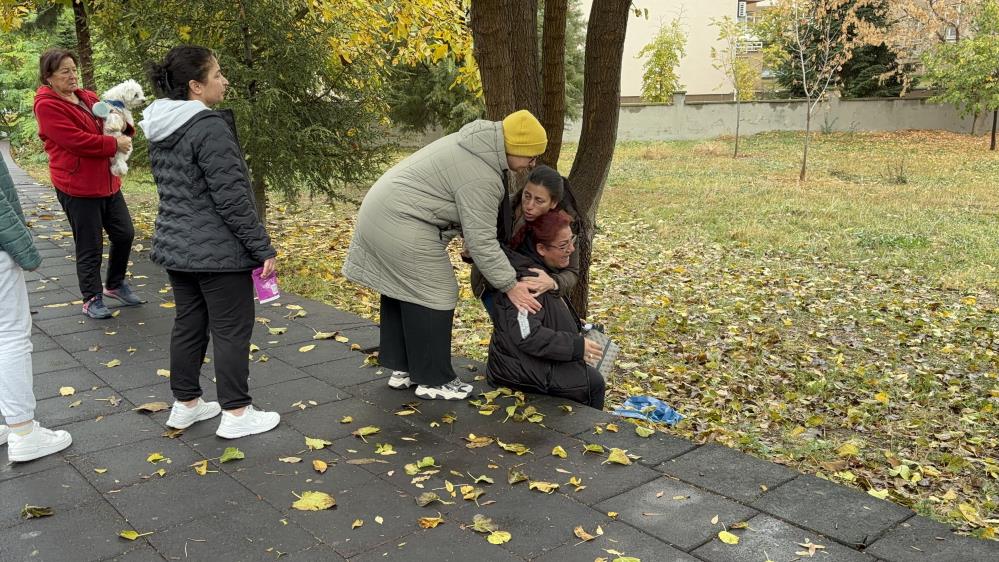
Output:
top-left (2, 143), bottom-right (995, 561)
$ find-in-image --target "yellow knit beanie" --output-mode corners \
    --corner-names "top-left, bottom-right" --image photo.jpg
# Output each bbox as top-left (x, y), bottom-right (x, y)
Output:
top-left (502, 110), bottom-right (547, 157)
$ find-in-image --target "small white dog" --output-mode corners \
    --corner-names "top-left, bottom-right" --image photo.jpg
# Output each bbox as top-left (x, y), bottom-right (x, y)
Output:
top-left (92, 79), bottom-right (145, 177)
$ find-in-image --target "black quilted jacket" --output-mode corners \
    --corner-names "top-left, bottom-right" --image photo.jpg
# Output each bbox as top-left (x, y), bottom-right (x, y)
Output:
top-left (147, 109), bottom-right (275, 272)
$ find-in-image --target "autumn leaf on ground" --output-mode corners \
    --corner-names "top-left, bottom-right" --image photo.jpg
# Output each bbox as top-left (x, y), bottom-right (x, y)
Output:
top-left (465, 434), bottom-right (493, 448)
top-left (487, 530), bottom-right (512, 544)
top-left (298, 344), bottom-right (316, 353)
top-left (313, 459), bottom-right (328, 473)
top-left (471, 474), bottom-right (494, 484)
top-left (191, 460), bottom-right (210, 475)
top-left (552, 445), bottom-right (568, 458)
top-left (795, 540), bottom-right (826, 556)
top-left (470, 514), bottom-right (498, 533)
top-left (718, 530), bottom-right (740, 545)
top-left (461, 485), bottom-right (485, 501)
top-left (836, 442), bottom-right (860, 457)
top-left (291, 491), bottom-right (336, 511)
top-left (119, 530), bottom-right (153, 540)
top-left (268, 326), bottom-right (288, 335)
top-left (635, 426), bottom-right (655, 438)
top-left (162, 428), bottom-right (184, 439)
top-left (156, 368), bottom-right (171, 378)
top-left (508, 469), bottom-right (528, 485)
top-left (68, 400), bottom-right (82, 408)
top-left (21, 505), bottom-right (54, 519)
top-left (59, 386), bottom-right (75, 396)
top-left (94, 468), bottom-right (108, 474)
top-left (351, 519), bottom-right (363, 529)
top-left (497, 440), bottom-right (530, 455)
top-left (146, 452), bottom-right (167, 464)
top-left (375, 443), bottom-right (397, 455)
top-left (416, 491), bottom-right (446, 507)
top-left (528, 481), bottom-right (559, 494)
top-left (374, 515), bottom-right (384, 524)
top-left (573, 525), bottom-right (603, 542)
top-left (279, 456), bottom-right (303, 463)
top-left (604, 448), bottom-right (633, 465)
top-left (340, 416), bottom-right (353, 424)
top-left (133, 402), bottom-right (169, 413)
top-left (312, 331), bottom-right (337, 340)
top-left (305, 436), bottom-right (334, 450)
top-left (103, 359), bottom-right (121, 368)
top-left (219, 447), bottom-right (244, 463)
top-left (352, 426), bottom-right (380, 441)
top-left (419, 513), bottom-right (445, 528)
top-left (583, 444), bottom-right (605, 455)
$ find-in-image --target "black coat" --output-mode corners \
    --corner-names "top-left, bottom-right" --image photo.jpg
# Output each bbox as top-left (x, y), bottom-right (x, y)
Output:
top-left (148, 110), bottom-right (275, 272)
top-left (486, 250), bottom-right (593, 398)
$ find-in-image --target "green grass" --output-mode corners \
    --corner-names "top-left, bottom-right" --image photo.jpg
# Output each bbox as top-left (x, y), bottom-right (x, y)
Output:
top-left (15, 130), bottom-right (999, 537)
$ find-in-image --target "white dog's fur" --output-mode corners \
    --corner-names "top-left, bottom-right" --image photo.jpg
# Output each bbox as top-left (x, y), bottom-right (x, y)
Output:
top-left (97, 79), bottom-right (145, 177)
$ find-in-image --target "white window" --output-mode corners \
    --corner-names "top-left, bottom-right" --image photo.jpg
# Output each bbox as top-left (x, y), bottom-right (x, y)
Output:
top-left (944, 26), bottom-right (958, 42)
top-left (738, 1), bottom-right (748, 19)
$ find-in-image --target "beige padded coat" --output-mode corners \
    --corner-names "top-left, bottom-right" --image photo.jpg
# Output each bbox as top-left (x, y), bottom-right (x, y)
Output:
top-left (342, 119), bottom-right (518, 311)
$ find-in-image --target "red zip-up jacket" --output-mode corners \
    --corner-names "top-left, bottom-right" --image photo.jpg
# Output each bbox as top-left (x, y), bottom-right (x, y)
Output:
top-left (33, 86), bottom-right (124, 198)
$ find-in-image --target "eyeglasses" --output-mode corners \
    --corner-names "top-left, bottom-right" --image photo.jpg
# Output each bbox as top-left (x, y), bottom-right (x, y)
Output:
top-left (545, 234), bottom-right (577, 253)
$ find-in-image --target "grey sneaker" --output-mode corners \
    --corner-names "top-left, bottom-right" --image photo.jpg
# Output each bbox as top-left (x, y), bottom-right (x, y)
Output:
top-left (388, 371), bottom-right (413, 389)
top-left (104, 282), bottom-right (143, 306)
top-left (415, 378), bottom-right (473, 400)
top-left (82, 295), bottom-right (112, 319)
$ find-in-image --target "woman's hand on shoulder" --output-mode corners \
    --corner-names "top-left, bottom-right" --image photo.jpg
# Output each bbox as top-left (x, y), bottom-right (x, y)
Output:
top-left (522, 268), bottom-right (556, 295)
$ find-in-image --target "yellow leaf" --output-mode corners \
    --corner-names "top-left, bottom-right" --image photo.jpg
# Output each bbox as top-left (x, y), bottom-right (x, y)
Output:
top-left (635, 426), bottom-right (655, 438)
top-left (59, 386), bottom-right (75, 396)
top-left (268, 326), bottom-right (288, 335)
top-left (352, 426), bottom-right (380, 439)
top-left (340, 416), bottom-right (353, 424)
top-left (374, 515), bottom-right (384, 524)
top-left (105, 359), bottom-right (121, 368)
top-left (487, 531), bottom-right (512, 544)
top-left (352, 519), bottom-right (363, 529)
top-left (299, 344), bottom-right (316, 353)
top-left (133, 402), bottom-right (169, 413)
top-left (552, 445), bottom-right (568, 458)
top-left (305, 436), bottom-right (333, 450)
top-left (836, 443), bottom-right (860, 457)
top-left (146, 452), bottom-right (167, 463)
top-left (156, 369), bottom-right (170, 378)
top-left (718, 530), bottom-right (740, 545)
top-left (153, 468), bottom-right (166, 477)
top-left (874, 391), bottom-right (889, 404)
top-left (958, 503), bottom-right (983, 526)
top-left (119, 530), bottom-right (153, 541)
top-left (528, 481), bottom-right (560, 494)
top-left (375, 443), bottom-right (397, 456)
top-left (312, 331), bottom-right (337, 340)
top-left (605, 448), bottom-right (633, 465)
top-left (94, 468), bottom-right (108, 474)
top-left (574, 525), bottom-right (596, 541)
top-left (605, 423), bottom-right (619, 432)
top-left (291, 491), bottom-right (336, 511)
top-left (313, 459), bottom-right (328, 474)
top-left (711, 514), bottom-right (719, 525)
top-left (867, 488), bottom-right (889, 500)
top-left (279, 456), bottom-right (302, 463)
top-left (191, 460), bottom-right (208, 475)
top-left (419, 514), bottom-right (444, 528)
top-left (159, 302), bottom-right (175, 309)
top-left (496, 440), bottom-right (530, 455)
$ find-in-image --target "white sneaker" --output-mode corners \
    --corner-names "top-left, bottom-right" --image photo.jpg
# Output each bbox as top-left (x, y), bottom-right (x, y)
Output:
top-left (388, 371), bottom-right (413, 389)
top-left (7, 422), bottom-right (72, 462)
top-left (215, 405), bottom-right (280, 439)
top-left (415, 378), bottom-right (473, 400)
top-left (0, 424), bottom-right (9, 446)
top-left (166, 398), bottom-right (222, 429)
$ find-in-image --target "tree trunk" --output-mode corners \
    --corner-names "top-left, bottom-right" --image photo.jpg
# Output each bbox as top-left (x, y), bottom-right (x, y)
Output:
top-left (800, 106), bottom-right (812, 182)
top-left (470, 1), bottom-right (516, 120)
top-left (991, 109), bottom-right (997, 151)
top-left (510, 0), bottom-right (541, 115)
top-left (566, 0), bottom-right (631, 318)
top-left (72, 0), bottom-right (96, 91)
top-left (540, 0), bottom-right (568, 169)
top-left (734, 98), bottom-right (741, 158)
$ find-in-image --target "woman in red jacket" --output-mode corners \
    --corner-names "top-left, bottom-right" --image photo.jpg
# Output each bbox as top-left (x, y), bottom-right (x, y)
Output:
top-left (33, 48), bottom-right (141, 319)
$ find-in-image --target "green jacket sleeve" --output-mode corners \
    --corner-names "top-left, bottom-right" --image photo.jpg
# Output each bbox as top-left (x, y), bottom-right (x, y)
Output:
top-left (0, 159), bottom-right (41, 270)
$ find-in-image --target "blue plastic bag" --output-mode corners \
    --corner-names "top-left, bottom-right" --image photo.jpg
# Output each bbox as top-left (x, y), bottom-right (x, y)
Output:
top-left (612, 396), bottom-right (684, 426)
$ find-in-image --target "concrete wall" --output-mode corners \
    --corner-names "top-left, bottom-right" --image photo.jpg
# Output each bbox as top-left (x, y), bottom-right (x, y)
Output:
top-left (580, 0), bottom-right (734, 98)
top-left (562, 93), bottom-right (977, 142)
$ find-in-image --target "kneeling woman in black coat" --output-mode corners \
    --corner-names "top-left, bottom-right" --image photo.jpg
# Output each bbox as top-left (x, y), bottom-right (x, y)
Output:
top-left (486, 210), bottom-right (606, 408)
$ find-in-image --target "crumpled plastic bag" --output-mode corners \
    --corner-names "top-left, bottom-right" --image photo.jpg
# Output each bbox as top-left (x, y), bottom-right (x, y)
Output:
top-left (612, 396), bottom-right (684, 426)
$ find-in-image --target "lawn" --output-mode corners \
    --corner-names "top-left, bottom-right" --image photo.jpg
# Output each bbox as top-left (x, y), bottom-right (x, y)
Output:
top-left (16, 130), bottom-right (998, 537)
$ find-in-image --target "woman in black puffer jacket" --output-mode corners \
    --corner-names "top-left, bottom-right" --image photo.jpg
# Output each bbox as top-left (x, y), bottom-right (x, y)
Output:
top-left (138, 45), bottom-right (280, 439)
top-left (486, 210), bottom-right (606, 409)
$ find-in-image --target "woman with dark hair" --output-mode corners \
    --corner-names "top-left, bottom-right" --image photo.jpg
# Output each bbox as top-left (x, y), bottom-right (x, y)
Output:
top-left (33, 48), bottom-right (141, 319)
top-left (138, 45), bottom-right (279, 439)
top-left (486, 209), bottom-right (605, 409)
top-left (471, 164), bottom-right (582, 317)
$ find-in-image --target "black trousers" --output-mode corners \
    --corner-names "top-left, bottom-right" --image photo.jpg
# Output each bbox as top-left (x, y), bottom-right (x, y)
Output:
top-left (56, 190), bottom-right (134, 301)
top-left (488, 363), bottom-right (606, 410)
top-left (378, 295), bottom-right (456, 387)
top-left (167, 270), bottom-right (254, 410)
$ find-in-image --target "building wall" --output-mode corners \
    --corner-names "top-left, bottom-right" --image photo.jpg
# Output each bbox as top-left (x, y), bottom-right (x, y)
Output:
top-left (579, 0), bottom-right (735, 98)
top-left (561, 93), bottom-right (976, 142)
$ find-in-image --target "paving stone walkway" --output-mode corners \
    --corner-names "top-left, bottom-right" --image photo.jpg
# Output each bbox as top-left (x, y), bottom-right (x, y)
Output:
top-left (2, 143), bottom-right (996, 561)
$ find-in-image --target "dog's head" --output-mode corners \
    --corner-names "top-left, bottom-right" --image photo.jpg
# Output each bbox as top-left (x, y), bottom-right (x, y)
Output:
top-left (102, 79), bottom-right (146, 109)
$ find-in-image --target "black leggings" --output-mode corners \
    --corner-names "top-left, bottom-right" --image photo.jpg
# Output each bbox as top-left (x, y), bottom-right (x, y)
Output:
top-left (56, 190), bottom-right (134, 301)
top-left (378, 295), bottom-right (456, 387)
